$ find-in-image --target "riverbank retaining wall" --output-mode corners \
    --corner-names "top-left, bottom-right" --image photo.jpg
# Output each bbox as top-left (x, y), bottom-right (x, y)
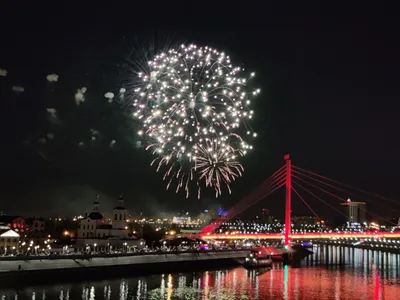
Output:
top-left (0, 250), bottom-right (249, 273)
top-left (0, 250), bottom-right (250, 286)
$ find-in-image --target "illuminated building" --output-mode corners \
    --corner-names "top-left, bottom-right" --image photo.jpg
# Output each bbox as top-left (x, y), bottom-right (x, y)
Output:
top-left (0, 224), bottom-right (20, 254)
top-left (31, 218), bottom-right (45, 232)
top-left (172, 216), bottom-right (191, 224)
top-left (341, 198), bottom-right (366, 224)
top-left (77, 194), bottom-right (144, 249)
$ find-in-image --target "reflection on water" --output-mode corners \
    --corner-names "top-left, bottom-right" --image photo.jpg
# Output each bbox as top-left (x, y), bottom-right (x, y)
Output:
top-left (1, 246), bottom-right (399, 299)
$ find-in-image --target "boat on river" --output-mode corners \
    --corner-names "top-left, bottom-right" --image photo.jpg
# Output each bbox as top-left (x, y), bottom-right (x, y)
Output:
top-left (243, 249), bottom-right (273, 269)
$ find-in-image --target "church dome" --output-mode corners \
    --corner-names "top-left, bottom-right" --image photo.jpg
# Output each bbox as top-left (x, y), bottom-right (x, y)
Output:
top-left (87, 211), bottom-right (104, 220)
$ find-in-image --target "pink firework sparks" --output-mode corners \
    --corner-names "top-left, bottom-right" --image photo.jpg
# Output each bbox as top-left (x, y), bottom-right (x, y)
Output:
top-left (195, 139), bottom-right (244, 197)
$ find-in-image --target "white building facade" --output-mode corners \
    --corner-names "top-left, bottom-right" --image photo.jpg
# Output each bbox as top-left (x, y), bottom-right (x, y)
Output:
top-left (77, 195), bottom-right (144, 249)
top-left (0, 225), bottom-right (20, 255)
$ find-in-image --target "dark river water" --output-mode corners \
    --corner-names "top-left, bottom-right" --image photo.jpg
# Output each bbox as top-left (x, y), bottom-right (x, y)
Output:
top-left (1, 246), bottom-right (399, 299)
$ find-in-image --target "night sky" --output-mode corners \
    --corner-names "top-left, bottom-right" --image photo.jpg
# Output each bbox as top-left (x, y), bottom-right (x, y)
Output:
top-left (1, 3), bottom-right (400, 220)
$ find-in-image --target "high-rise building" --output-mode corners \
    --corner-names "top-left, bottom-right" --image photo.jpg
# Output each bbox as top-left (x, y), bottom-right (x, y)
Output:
top-left (341, 198), bottom-right (366, 224)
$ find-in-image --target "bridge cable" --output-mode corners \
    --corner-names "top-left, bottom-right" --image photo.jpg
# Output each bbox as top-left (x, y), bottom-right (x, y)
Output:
top-left (203, 182), bottom-right (286, 232)
top-left (292, 168), bottom-right (400, 214)
top-left (292, 180), bottom-right (348, 218)
top-left (226, 181), bottom-right (286, 222)
top-left (221, 165), bottom-right (286, 216)
top-left (292, 175), bottom-right (397, 225)
top-left (292, 165), bottom-right (400, 205)
top-left (291, 186), bottom-right (321, 221)
top-left (203, 168), bottom-right (287, 232)
top-left (213, 178), bottom-right (286, 226)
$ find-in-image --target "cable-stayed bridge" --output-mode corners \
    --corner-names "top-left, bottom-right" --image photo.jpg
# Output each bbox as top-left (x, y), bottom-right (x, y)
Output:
top-left (199, 155), bottom-right (400, 243)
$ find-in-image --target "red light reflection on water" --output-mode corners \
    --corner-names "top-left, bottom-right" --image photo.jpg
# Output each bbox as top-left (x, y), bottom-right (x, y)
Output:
top-left (197, 266), bottom-right (399, 300)
top-left (375, 270), bottom-right (380, 300)
top-left (1, 256), bottom-right (399, 299)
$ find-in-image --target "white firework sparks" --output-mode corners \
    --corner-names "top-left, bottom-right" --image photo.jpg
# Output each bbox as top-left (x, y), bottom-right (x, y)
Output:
top-left (132, 44), bottom-right (259, 198)
top-left (195, 139), bottom-right (244, 197)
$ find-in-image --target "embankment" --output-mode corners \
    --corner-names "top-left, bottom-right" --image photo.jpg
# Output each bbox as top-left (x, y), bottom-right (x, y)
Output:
top-left (0, 250), bottom-right (250, 287)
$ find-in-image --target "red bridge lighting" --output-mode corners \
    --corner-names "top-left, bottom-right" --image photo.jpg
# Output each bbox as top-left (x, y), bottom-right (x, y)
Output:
top-left (199, 155), bottom-right (399, 240)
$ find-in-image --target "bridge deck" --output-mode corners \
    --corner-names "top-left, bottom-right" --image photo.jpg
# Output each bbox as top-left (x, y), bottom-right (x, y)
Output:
top-left (201, 233), bottom-right (400, 240)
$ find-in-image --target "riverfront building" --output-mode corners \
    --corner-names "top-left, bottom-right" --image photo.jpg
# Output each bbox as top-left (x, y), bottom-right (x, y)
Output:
top-left (77, 194), bottom-right (144, 250)
top-left (341, 198), bottom-right (366, 224)
top-left (0, 224), bottom-right (20, 255)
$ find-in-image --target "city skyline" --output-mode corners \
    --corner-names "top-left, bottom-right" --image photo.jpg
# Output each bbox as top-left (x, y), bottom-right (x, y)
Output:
top-left (1, 3), bottom-right (400, 218)
top-left (2, 3), bottom-right (400, 299)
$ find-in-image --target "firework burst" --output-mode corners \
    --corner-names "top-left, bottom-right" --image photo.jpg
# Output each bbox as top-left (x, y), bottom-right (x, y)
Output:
top-left (196, 139), bottom-right (244, 197)
top-left (132, 44), bottom-right (259, 198)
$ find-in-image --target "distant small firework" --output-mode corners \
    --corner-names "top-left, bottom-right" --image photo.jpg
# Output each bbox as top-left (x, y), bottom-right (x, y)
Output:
top-left (132, 44), bottom-right (259, 198)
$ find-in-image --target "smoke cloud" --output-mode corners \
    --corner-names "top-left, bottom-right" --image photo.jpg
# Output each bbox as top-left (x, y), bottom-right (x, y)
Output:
top-left (90, 129), bottom-right (99, 141)
top-left (104, 92), bottom-right (115, 103)
top-left (46, 108), bottom-right (57, 118)
top-left (12, 86), bottom-right (24, 93)
top-left (90, 128), bottom-right (99, 136)
top-left (119, 88), bottom-right (126, 100)
top-left (75, 87), bottom-right (87, 106)
top-left (46, 74), bottom-right (59, 82)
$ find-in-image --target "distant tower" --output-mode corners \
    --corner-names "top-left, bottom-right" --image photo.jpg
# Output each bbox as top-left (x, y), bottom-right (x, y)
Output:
top-left (93, 194), bottom-right (100, 212)
top-left (112, 193), bottom-right (128, 229)
top-left (340, 198), bottom-right (366, 224)
top-left (87, 194), bottom-right (103, 223)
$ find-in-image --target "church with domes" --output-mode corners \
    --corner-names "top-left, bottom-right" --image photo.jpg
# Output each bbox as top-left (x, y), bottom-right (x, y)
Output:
top-left (76, 194), bottom-right (144, 249)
